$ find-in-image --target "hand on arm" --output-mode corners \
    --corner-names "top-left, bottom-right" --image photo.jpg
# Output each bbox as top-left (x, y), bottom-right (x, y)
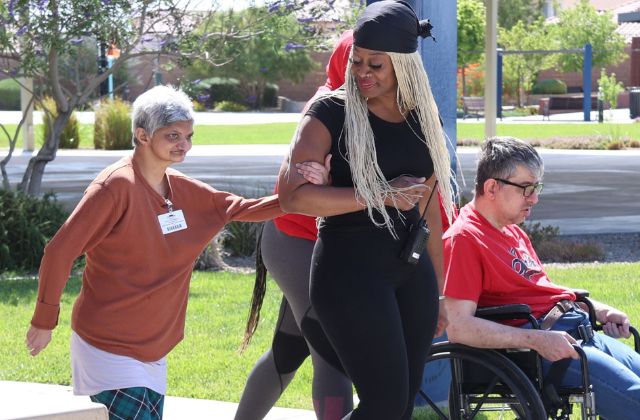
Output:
top-left (297, 154), bottom-right (332, 185)
top-left (445, 298), bottom-right (579, 362)
top-left (386, 176), bottom-right (428, 211)
top-left (278, 116), bottom-right (363, 216)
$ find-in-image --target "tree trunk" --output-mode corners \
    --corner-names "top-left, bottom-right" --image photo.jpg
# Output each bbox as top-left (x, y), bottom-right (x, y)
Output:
top-left (517, 76), bottom-right (524, 108)
top-left (18, 111), bottom-right (72, 196)
top-left (461, 66), bottom-right (467, 97)
top-left (1, 96), bottom-right (34, 190)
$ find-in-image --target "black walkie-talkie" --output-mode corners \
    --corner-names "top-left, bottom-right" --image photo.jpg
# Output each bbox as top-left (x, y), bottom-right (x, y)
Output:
top-left (399, 180), bottom-right (438, 265)
top-left (400, 218), bottom-right (430, 264)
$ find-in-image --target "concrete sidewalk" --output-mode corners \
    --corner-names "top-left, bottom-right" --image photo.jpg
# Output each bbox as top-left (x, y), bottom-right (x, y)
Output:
top-left (0, 381), bottom-right (315, 420)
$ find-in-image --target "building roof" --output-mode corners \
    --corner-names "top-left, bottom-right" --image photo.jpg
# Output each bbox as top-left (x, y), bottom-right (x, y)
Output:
top-left (555, 0), bottom-right (636, 12)
top-left (547, 0), bottom-right (640, 42)
top-left (616, 21), bottom-right (640, 41)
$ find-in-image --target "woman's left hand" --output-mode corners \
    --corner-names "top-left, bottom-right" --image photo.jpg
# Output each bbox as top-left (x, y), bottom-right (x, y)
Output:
top-left (435, 299), bottom-right (448, 337)
top-left (296, 154), bottom-right (332, 186)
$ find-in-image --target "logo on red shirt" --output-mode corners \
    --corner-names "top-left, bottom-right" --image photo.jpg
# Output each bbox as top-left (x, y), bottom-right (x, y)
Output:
top-left (509, 247), bottom-right (540, 281)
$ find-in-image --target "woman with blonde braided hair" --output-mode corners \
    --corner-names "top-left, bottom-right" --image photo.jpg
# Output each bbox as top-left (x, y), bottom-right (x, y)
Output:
top-left (278, 1), bottom-right (454, 418)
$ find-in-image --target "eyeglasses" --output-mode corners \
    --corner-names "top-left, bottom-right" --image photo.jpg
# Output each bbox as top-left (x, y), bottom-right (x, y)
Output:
top-left (493, 178), bottom-right (544, 197)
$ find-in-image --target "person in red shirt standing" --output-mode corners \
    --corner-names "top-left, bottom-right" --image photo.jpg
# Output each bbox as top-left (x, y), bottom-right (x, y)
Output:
top-left (443, 136), bottom-right (640, 419)
top-left (235, 30), bottom-right (355, 420)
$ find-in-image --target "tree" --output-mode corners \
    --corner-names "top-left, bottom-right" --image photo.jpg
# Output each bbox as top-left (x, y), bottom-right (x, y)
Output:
top-left (498, 0), bottom-right (544, 30)
top-left (551, 0), bottom-right (626, 73)
top-left (0, 0), bottom-right (344, 196)
top-left (185, 4), bottom-right (333, 109)
top-left (499, 19), bottom-right (556, 107)
top-left (598, 69), bottom-right (624, 117)
top-left (457, 0), bottom-right (485, 97)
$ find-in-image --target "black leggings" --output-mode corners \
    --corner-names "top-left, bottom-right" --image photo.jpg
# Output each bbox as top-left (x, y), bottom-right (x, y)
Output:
top-left (309, 225), bottom-right (439, 420)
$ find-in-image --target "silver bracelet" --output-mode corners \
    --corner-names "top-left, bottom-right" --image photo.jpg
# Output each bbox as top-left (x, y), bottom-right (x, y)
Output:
top-left (438, 295), bottom-right (446, 301)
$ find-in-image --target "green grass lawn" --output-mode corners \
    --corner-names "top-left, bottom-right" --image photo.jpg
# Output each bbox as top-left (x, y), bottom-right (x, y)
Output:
top-left (2, 263), bottom-right (639, 411)
top-left (458, 122), bottom-right (640, 143)
top-left (2, 121), bottom-right (639, 149)
top-left (0, 123), bottom-right (299, 149)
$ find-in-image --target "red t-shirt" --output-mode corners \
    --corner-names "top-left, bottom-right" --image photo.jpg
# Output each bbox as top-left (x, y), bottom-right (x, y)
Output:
top-left (443, 202), bottom-right (574, 322)
top-left (273, 31), bottom-right (354, 241)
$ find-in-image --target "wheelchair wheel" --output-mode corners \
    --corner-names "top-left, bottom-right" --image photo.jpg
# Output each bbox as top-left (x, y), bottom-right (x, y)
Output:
top-left (417, 342), bottom-right (547, 420)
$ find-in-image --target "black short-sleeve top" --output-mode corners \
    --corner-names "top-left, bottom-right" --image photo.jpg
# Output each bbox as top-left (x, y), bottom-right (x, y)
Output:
top-left (305, 96), bottom-right (434, 228)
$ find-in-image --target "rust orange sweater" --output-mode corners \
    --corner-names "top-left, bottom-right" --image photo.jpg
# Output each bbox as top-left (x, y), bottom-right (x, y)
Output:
top-left (31, 155), bottom-right (282, 362)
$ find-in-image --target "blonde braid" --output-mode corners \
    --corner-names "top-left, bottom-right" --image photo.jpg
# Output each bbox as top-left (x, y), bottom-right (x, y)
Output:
top-left (389, 51), bottom-right (456, 223)
top-left (339, 50), bottom-right (455, 236)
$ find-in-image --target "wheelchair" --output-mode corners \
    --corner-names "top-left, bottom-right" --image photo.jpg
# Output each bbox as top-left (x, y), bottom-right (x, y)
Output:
top-left (416, 290), bottom-right (640, 419)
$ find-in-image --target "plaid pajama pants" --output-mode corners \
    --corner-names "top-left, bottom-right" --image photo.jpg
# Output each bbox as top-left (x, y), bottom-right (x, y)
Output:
top-left (90, 387), bottom-right (164, 420)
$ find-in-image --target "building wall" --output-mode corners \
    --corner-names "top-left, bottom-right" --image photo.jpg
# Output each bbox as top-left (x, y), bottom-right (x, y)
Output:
top-left (536, 42), bottom-right (637, 107)
top-left (275, 51), bottom-right (332, 101)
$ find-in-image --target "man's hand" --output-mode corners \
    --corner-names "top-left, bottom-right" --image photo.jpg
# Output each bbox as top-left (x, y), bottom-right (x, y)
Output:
top-left (531, 330), bottom-right (579, 361)
top-left (598, 307), bottom-right (631, 339)
top-left (26, 326), bottom-right (52, 357)
top-left (296, 154), bottom-right (332, 185)
top-left (386, 176), bottom-right (428, 211)
top-left (435, 299), bottom-right (448, 338)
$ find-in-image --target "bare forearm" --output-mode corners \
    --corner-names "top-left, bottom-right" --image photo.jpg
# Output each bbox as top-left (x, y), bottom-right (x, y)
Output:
top-left (280, 183), bottom-right (364, 216)
top-left (446, 313), bottom-right (539, 349)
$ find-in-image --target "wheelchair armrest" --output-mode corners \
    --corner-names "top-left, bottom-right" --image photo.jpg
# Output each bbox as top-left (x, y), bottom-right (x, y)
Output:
top-left (572, 289), bottom-right (590, 300)
top-left (571, 289), bottom-right (599, 327)
top-left (476, 304), bottom-right (532, 319)
top-left (476, 304), bottom-right (540, 329)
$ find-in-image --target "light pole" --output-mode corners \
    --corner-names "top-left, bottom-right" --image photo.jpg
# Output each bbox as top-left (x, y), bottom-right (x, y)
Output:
top-left (106, 44), bottom-right (120, 99)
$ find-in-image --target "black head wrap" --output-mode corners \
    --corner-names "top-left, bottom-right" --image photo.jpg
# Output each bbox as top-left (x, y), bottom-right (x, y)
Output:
top-left (353, 0), bottom-right (434, 53)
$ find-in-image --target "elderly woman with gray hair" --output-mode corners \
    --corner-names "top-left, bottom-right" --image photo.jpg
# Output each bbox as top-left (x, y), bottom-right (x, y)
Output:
top-left (24, 85), bottom-right (326, 420)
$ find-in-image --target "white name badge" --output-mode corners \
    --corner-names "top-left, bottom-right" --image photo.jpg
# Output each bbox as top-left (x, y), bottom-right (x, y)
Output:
top-left (158, 210), bottom-right (188, 235)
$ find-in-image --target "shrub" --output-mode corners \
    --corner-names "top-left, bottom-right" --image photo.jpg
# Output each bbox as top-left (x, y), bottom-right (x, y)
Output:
top-left (531, 79), bottom-right (567, 95)
top-left (0, 189), bottom-right (68, 271)
top-left (0, 78), bottom-right (21, 110)
top-left (598, 70), bottom-right (624, 110)
top-left (221, 221), bottom-right (262, 257)
top-left (194, 235), bottom-right (230, 271)
top-left (262, 83), bottom-right (279, 108)
top-left (183, 77), bottom-right (244, 110)
top-left (520, 221), bottom-right (559, 249)
top-left (520, 221), bottom-right (605, 262)
top-left (192, 100), bottom-right (207, 112)
top-left (93, 98), bottom-right (132, 150)
top-left (40, 96), bottom-right (80, 149)
top-left (606, 140), bottom-right (626, 150)
top-left (535, 239), bottom-right (605, 263)
top-left (214, 100), bottom-right (248, 112)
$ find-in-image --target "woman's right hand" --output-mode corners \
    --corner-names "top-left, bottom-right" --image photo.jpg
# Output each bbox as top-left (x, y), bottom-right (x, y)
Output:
top-left (26, 325), bottom-right (52, 357)
top-left (386, 176), bottom-right (428, 211)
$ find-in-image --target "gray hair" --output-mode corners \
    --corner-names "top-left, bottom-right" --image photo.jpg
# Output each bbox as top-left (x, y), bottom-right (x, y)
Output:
top-left (131, 85), bottom-right (194, 146)
top-left (475, 136), bottom-right (544, 196)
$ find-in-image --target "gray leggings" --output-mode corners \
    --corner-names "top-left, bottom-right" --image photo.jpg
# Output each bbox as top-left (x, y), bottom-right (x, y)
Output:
top-left (235, 220), bottom-right (352, 420)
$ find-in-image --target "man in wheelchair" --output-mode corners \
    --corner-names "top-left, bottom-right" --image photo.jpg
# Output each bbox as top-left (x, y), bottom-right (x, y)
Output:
top-left (442, 137), bottom-right (640, 419)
